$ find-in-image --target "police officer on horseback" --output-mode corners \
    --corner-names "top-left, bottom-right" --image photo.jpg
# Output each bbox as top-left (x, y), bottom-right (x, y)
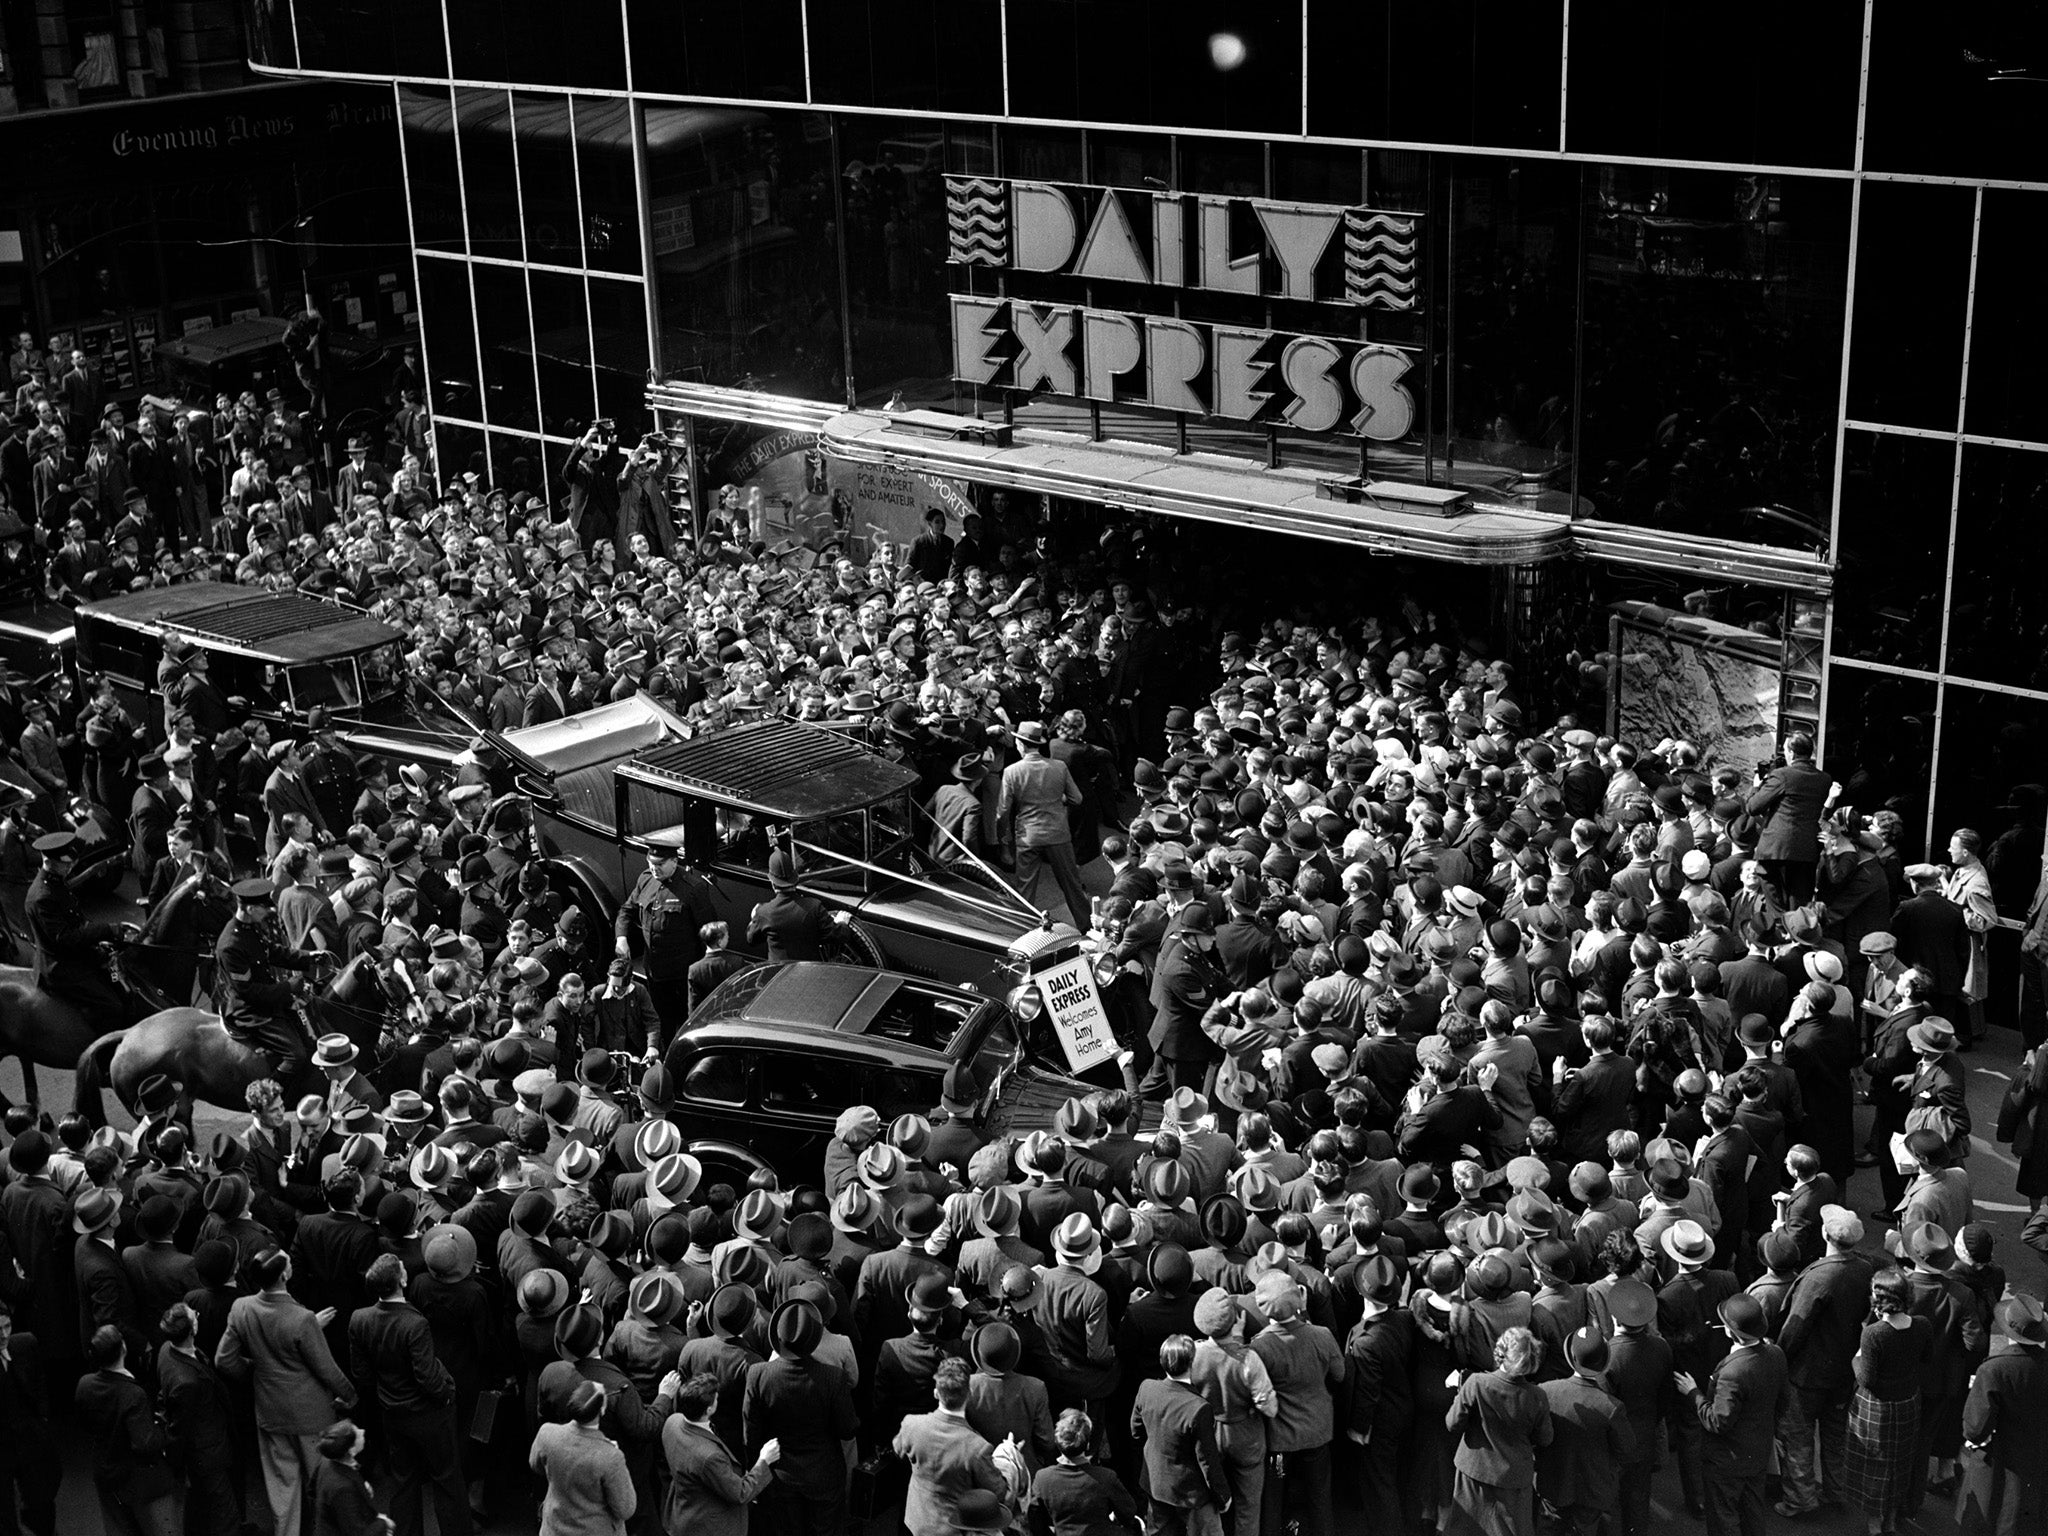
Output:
top-left (26, 830), bottom-right (143, 1022)
top-left (215, 877), bottom-right (327, 1087)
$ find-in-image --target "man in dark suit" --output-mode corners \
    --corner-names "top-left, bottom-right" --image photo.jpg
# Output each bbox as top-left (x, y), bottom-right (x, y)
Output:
top-left (1773, 1207), bottom-right (1873, 1518)
top-left (1129, 1334), bottom-right (1228, 1536)
top-left (0, 1300), bottom-right (59, 1536)
top-left (1538, 1328), bottom-right (1635, 1534)
top-left (261, 741), bottom-right (327, 859)
top-left (1550, 1017), bottom-right (1636, 1165)
top-left (1675, 1292), bottom-right (1788, 1536)
top-left (1743, 734), bottom-right (1830, 904)
top-left (348, 1254), bottom-right (468, 1536)
top-left (290, 1169), bottom-right (382, 1363)
top-left (71, 1191), bottom-right (147, 1375)
top-left (1892, 863), bottom-right (1973, 1031)
top-left (741, 1299), bottom-right (859, 1536)
top-left (159, 1300), bottom-right (239, 1536)
top-left (74, 1326), bottom-right (175, 1536)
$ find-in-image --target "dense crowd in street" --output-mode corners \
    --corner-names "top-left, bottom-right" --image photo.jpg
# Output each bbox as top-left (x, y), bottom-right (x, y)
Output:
top-left (0, 362), bottom-right (2045, 1536)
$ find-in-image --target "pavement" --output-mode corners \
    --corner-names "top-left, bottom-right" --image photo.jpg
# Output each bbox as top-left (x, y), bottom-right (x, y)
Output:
top-left (4, 871), bottom-right (2041, 1534)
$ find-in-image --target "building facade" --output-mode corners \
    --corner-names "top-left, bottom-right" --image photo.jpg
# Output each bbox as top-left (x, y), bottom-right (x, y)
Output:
top-left (1, 2), bottom-right (409, 424)
top-left (249, 1), bottom-right (2048, 872)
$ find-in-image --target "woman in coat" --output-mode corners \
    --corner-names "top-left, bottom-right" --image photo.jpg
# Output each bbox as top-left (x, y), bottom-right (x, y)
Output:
top-left (530, 1378), bottom-right (637, 1536)
top-left (1445, 1325), bottom-right (1554, 1536)
top-left (1843, 1269), bottom-right (1933, 1536)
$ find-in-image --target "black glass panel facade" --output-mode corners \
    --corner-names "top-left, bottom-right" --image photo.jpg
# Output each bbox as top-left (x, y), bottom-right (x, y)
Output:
top-left (456, 89), bottom-right (521, 264)
top-left (1966, 190), bottom-right (2048, 446)
top-left (528, 269), bottom-right (595, 434)
top-left (291, 0), bottom-right (445, 78)
top-left (645, 104), bottom-right (843, 403)
top-left (1824, 668), bottom-right (1936, 862)
top-left (623, 0), bottom-right (807, 101)
top-left (447, 0), bottom-right (626, 90)
top-left (1578, 168), bottom-right (1847, 548)
top-left (1948, 445), bottom-right (2048, 693)
top-left (513, 94), bottom-right (582, 270)
top-left (574, 97), bottom-right (643, 277)
top-left (1865, 8), bottom-right (2048, 184)
top-left (417, 258), bottom-right (480, 420)
top-left (589, 278), bottom-right (653, 436)
top-left (1845, 181), bottom-right (1973, 433)
top-left (809, 0), bottom-right (1003, 115)
top-left (1007, 0), bottom-right (1303, 136)
top-left (472, 262), bottom-right (538, 431)
top-left (1831, 431), bottom-right (1951, 673)
top-left (1932, 686), bottom-right (2048, 882)
top-left (401, 85), bottom-right (465, 255)
top-left (1564, 0), bottom-right (1860, 170)
top-left (1306, 0), bottom-right (1564, 152)
top-left (1444, 156), bottom-right (1580, 483)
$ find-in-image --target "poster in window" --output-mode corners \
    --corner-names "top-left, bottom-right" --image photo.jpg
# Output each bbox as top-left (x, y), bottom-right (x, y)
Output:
top-left (130, 314), bottom-right (159, 383)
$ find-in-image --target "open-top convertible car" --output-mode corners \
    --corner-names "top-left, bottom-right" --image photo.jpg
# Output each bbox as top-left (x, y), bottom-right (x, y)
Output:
top-left (490, 695), bottom-right (1059, 986)
top-left (662, 959), bottom-right (1143, 1186)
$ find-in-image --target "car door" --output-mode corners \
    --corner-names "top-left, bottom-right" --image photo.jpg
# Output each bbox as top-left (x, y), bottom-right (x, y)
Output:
top-left (668, 1042), bottom-right (757, 1149)
top-left (751, 1045), bottom-right (857, 1179)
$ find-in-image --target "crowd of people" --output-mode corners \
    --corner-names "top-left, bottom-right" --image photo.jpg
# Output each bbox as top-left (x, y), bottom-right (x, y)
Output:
top-left (0, 363), bottom-right (2044, 1536)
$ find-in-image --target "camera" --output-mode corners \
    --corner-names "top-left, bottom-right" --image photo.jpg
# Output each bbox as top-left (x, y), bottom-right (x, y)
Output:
top-left (591, 418), bottom-right (617, 444)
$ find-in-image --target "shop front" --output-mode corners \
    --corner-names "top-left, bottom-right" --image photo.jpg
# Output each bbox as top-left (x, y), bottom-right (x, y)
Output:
top-left (642, 155), bottom-right (1831, 743)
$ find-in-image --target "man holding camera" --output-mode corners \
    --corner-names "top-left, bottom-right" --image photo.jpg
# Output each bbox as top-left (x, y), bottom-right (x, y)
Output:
top-left (564, 421), bottom-right (623, 551)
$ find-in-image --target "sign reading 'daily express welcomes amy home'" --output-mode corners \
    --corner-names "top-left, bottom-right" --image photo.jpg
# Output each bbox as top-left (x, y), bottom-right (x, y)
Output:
top-left (945, 176), bottom-right (1424, 441)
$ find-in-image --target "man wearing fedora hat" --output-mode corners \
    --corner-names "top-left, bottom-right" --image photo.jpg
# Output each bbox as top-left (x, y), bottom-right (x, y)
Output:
top-left (742, 1298), bottom-right (858, 1536)
top-left (1674, 1292), bottom-right (1789, 1536)
top-left (998, 720), bottom-right (1089, 928)
top-left (1954, 1293), bottom-right (2048, 1536)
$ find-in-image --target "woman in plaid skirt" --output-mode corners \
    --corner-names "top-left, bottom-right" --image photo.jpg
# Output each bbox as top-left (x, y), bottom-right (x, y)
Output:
top-left (1844, 1269), bottom-right (1934, 1535)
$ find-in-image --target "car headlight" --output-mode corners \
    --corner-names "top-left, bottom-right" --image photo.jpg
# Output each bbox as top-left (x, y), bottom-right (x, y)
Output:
top-left (1007, 984), bottom-right (1043, 1023)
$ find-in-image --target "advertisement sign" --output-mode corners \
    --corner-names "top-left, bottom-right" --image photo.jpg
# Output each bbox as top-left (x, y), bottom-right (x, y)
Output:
top-left (844, 462), bottom-right (974, 551)
top-left (945, 176), bottom-right (1423, 441)
top-left (1036, 954), bottom-right (1118, 1075)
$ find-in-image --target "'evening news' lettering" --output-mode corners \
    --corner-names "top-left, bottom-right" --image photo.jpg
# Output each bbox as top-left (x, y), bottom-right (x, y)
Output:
top-left (111, 113), bottom-right (297, 157)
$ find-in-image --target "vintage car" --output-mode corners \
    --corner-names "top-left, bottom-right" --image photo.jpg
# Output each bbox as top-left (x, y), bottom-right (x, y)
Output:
top-left (492, 696), bottom-right (1061, 986)
top-left (0, 597), bottom-right (76, 689)
top-left (74, 583), bottom-right (473, 764)
top-left (662, 959), bottom-right (1139, 1186)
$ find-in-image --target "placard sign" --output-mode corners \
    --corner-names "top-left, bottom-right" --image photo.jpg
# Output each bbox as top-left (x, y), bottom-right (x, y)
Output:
top-left (1036, 954), bottom-right (1118, 1074)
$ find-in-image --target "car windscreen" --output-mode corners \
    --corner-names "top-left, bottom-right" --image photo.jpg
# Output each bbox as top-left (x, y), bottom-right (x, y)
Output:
top-left (288, 659), bottom-right (361, 712)
top-left (359, 643), bottom-right (402, 700)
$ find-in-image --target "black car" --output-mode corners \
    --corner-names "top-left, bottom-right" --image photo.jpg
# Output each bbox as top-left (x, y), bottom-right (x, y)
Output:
top-left (663, 960), bottom-right (1124, 1189)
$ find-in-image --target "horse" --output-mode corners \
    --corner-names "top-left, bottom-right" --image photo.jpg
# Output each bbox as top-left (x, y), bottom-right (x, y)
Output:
top-left (0, 949), bottom-right (177, 1112)
top-left (73, 951), bottom-right (404, 1125)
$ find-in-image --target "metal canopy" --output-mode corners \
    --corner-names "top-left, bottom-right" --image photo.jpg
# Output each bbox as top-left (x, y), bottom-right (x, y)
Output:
top-left (645, 383), bottom-right (1834, 595)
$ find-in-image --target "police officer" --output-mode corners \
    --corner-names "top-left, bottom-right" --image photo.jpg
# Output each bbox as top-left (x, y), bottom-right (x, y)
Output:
top-left (747, 848), bottom-right (829, 963)
top-left (26, 830), bottom-right (137, 1020)
top-left (215, 876), bottom-right (324, 1089)
top-left (613, 834), bottom-right (714, 1051)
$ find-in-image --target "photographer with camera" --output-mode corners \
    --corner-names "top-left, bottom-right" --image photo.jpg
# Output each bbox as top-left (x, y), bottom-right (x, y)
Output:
top-left (616, 429), bottom-right (679, 559)
top-left (563, 419), bottom-right (623, 553)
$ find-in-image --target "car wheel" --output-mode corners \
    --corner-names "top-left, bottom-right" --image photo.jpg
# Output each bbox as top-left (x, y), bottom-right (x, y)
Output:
top-left (822, 915), bottom-right (885, 969)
